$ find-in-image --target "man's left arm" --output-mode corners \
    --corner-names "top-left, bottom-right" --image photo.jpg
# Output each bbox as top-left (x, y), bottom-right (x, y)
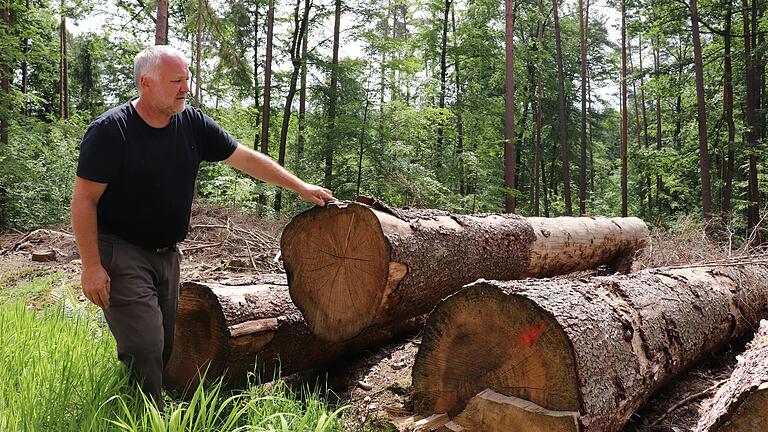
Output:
top-left (224, 144), bottom-right (335, 206)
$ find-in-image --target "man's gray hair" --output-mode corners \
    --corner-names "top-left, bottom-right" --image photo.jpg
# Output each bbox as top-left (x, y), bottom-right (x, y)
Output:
top-left (133, 45), bottom-right (189, 88)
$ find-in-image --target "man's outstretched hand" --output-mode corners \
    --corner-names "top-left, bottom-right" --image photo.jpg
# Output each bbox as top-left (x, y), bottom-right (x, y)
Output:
top-left (82, 265), bottom-right (111, 309)
top-left (298, 183), bottom-right (335, 206)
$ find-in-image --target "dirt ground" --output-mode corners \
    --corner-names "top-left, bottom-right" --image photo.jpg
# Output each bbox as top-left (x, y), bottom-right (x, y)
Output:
top-left (0, 205), bottom-right (754, 431)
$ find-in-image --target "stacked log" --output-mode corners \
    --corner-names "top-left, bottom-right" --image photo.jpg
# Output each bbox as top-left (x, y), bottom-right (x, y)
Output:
top-left (163, 274), bottom-right (424, 391)
top-left (281, 198), bottom-right (649, 342)
top-left (695, 319), bottom-right (768, 431)
top-left (411, 263), bottom-right (768, 431)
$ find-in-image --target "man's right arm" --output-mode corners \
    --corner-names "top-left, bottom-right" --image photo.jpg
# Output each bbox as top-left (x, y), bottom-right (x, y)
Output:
top-left (71, 176), bottom-right (110, 309)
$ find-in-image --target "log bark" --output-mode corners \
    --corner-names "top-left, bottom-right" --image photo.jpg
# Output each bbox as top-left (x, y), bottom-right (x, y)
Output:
top-left (442, 389), bottom-right (580, 432)
top-left (163, 274), bottom-right (423, 391)
top-left (411, 262), bottom-right (768, 431)
top-left (695, 320), bottom-right (768, 431)
top-left (281, 198), bottom-right (649, 342)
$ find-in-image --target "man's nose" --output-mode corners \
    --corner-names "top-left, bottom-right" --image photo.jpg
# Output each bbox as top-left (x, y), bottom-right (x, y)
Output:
top-left (181, 79), bottom-right (190, 93)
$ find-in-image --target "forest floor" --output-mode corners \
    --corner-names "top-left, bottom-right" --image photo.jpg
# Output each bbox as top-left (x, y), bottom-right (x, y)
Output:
top-left (0, 204), bottom-right (752, 431)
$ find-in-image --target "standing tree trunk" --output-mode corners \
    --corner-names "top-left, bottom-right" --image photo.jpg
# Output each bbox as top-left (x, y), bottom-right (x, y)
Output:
top-left (436, 0), bottom-right (451, 176)
top-left (1, 0), bottom-right (8, 144)
top-left (274, 0), bottom-right (311, 213)
top-left (259, 0), bottom-right (275, 210)
top-left (194, 0), bottom-right (203, 108)
top-left (553, 0), bottom-right (571, 215)
top-left (690, 0), bottom-right (712, 223)
top-left (59, 9), bottom-right (69, 120)
top-left (654, 39), bottom-right (662, 215)
top-left (452, 5), bottom-right (465, 197)
top-left (252, 5), bottom-right (261, 150)
top-left (21, 0), bottom-right (29, 117)
top-left (297, 23), bottom-right (308, 160)
top-left (534, 0), bottom-right (546, 216)
top-left (620, 0), bottom-right (628, 217)
top-left (412, 262), bottom-right (768, 431)
top-left (722, 0), bottom-right (735, 221)
top-left (281, 199), bottom-right (649, 342)
top-left (155, 0), bottom-right (168, 44)
top-left (325, 0), bottom-right (341, 189)
top-left (744, 0), bottom-right (761, 243)
top-left (578, 0), bottom-right (588, 215)
top-left (356, 96), bottom-right (370, 197)
top-left (504, 0), bottom-right (517, 212)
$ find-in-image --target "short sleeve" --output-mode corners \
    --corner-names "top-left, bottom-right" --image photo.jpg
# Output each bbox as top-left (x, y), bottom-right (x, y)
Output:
top-left (76, 119), bottom-right (125, 184)
top-left (200, 112), bottom-right (239, 162)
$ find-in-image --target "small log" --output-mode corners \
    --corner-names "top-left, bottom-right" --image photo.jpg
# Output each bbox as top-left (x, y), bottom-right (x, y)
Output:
top-left (444, 389), bottom-right (580, 432)
top-left (281, 199), bottom-right (649, 342)
top-left (31, 249), bottom-right (57, 262)
top-left (411, 262), bottom-right (768, 431)
top-left (163, 274), bottom-right (424, 391)
top-left (695, 320), bottom-right (768, 431)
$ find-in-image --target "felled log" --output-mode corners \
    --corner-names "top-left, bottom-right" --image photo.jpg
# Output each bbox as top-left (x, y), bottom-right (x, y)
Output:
top-left (411, 262), bottom-right (768, 431)
top-left (440, 389), bottom-right (580, 432)
top-left (280, 198), bottom-right (649, 341)
top-left (163, 274), bottom-right (424, 391)
top-left (695, 319), bottom-right (768, 431)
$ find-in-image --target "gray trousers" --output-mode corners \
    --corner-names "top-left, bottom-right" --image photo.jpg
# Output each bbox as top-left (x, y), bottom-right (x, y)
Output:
top-left (98, 233), bottom-right (180, 410)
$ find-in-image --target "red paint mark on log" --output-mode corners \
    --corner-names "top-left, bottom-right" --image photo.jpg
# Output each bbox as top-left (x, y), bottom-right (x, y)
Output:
top-left (520, 322), bottom-right (547, 348)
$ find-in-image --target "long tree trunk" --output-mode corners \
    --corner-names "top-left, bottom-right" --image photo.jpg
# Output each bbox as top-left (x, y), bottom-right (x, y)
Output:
top-left (412, 262), bottom-right (768, 430)
top-left (164, 274), bottom-right (424, 391)
top-left (695, 320), bottom-right (768, 431)
top-left (21, 0), bottom-right (29, 117)
top-left (620, 0), bottom-right (628, 217)
top-left (258, 0), bottom-right (275, 210)
top-left (325, 0), bottom-right (341, 189)
top-left (654, 40), bottom-right (662, 215)
top-left (281, 198), bottom-right (649, 342)
top-left (252, 5), bottom-right (261, 150)
top-left (552, 0), bottom-right (571, 215)
top-left (1, 0), bottom-right (8, 144)
top-left (356, 97), bottom-right (370, 197)
top-left (274, 0), bottom-right (310, 213)
top-left (534, 0), bottom-right (546, 216)
top-left (578, 0), bottom-right (588, 215)
top-left (194, 0), bottom-right (202, 108)
top-left (722, 1), bottom-right (735, 221)
top-left (437, 0), bottom-right (451, 176)
top-left (690, 0), bottom-right (712, 223)
top-left (504, 0), bottom-right (517, 212)
top-left (155, 0), bottom-right (168, 44)
top-left (452, 5), bottom-right (465, 197)
top-left (743, 0), bottom-right (760, 242)
top-left (297, 23), bottom-right (308, 160)
top-left (637, 35), bottom-right (651, 214)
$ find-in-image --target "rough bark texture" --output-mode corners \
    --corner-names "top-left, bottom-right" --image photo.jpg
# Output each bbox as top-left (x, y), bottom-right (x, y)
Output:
top-left (443, 389), bottom-right (580, 432)
top-left (281, 198), bottom-right (649, 342)
top-left (163, 274), bottom-right (423, 391)
top-left (411, 263), bottom-right (768, 431)
top-left (695, 320), bottom-right (768, 431)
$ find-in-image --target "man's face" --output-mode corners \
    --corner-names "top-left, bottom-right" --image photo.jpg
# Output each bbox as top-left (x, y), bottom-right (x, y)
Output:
top-left (142, 54), bottom-right (190, 116)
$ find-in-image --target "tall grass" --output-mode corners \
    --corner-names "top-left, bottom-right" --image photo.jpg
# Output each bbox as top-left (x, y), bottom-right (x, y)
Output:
top-left (0, 290), bottom-right (345, 431)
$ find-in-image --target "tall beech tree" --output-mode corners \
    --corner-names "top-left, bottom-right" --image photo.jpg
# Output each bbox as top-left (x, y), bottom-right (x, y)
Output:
top-left (689, 0), bottom-right (712, 223)
top-left (325, 0), bottom-right (341, 189)
top-left (504, 0), bottom-right (517, 212)
top-left (620, 0), bottom-right (628, 217)
top-left (552, 0), bottom-right (570, 215)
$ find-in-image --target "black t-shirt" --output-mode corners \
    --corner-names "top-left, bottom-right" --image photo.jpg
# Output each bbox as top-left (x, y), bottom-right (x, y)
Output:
top-left (76, 101), bottom-right (238, 249)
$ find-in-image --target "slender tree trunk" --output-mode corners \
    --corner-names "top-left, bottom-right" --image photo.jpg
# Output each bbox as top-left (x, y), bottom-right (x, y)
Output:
top-left (274, 0), bottom-right (310, 213)
top-left (437, 0), bottom-right (451, 175)
top-left (325, 0), bottom-right (341, 189)
top-left (578, 0), bottom-right (588, 214)
top-left (553, 0), bottom-right (571, 215)
top-left (503, 0), bottom-right (517, 212)
top-left (155, 0), bottom-right (168, 44)
top-left (620, 0), bottom-right (628, 217)
top-left (1, 0), bottom-right (8, 144)
top-left (743, 0), bottom-right (761, 242)
top-left (629, 44), bottom-right (642, 160)
top-left (59, 10), bottom-right (69, 120)
top-left (297, 22), bottom-right (308, 160)
top-left (194, 0), bottom-right (203, 108)
top-left (690, 0), bottom-right (712, 223)
top-left (259, 0), bottom-right (275, 210)
top-left (356, 96), bottom-right (370, 197)
top-left (452, 5), bottom-right (465, 197)
top-left (21, 0), bottom-right (29, 116)
top-left (638, 34), bottom-right (651, 214)
top-left (654, 41), bottom-right (662, 215)
top-left (253, 6), bottom-right (261, 150)
top-left (722, 0), bottom-right (735, 221)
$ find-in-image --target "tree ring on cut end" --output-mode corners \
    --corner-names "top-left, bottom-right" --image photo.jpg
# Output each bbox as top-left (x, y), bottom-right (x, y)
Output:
top-left (282, 204), bottom-right (391, 341)
top-left (413, 284), bottom-right (580, 418)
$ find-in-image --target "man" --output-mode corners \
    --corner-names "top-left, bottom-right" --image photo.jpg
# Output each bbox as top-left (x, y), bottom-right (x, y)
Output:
top-left (71, 45), bottom-right (333, 409)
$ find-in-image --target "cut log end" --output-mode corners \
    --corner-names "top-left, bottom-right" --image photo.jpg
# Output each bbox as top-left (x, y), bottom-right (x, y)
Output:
top-left (281, 203), bottom-right (392, 341)
top-left (163, 283), bottom-right (228, 391)
top-left (450, 389), bottom-right (581, 432)
top-left (412, 284), bottom-right (579, 417)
